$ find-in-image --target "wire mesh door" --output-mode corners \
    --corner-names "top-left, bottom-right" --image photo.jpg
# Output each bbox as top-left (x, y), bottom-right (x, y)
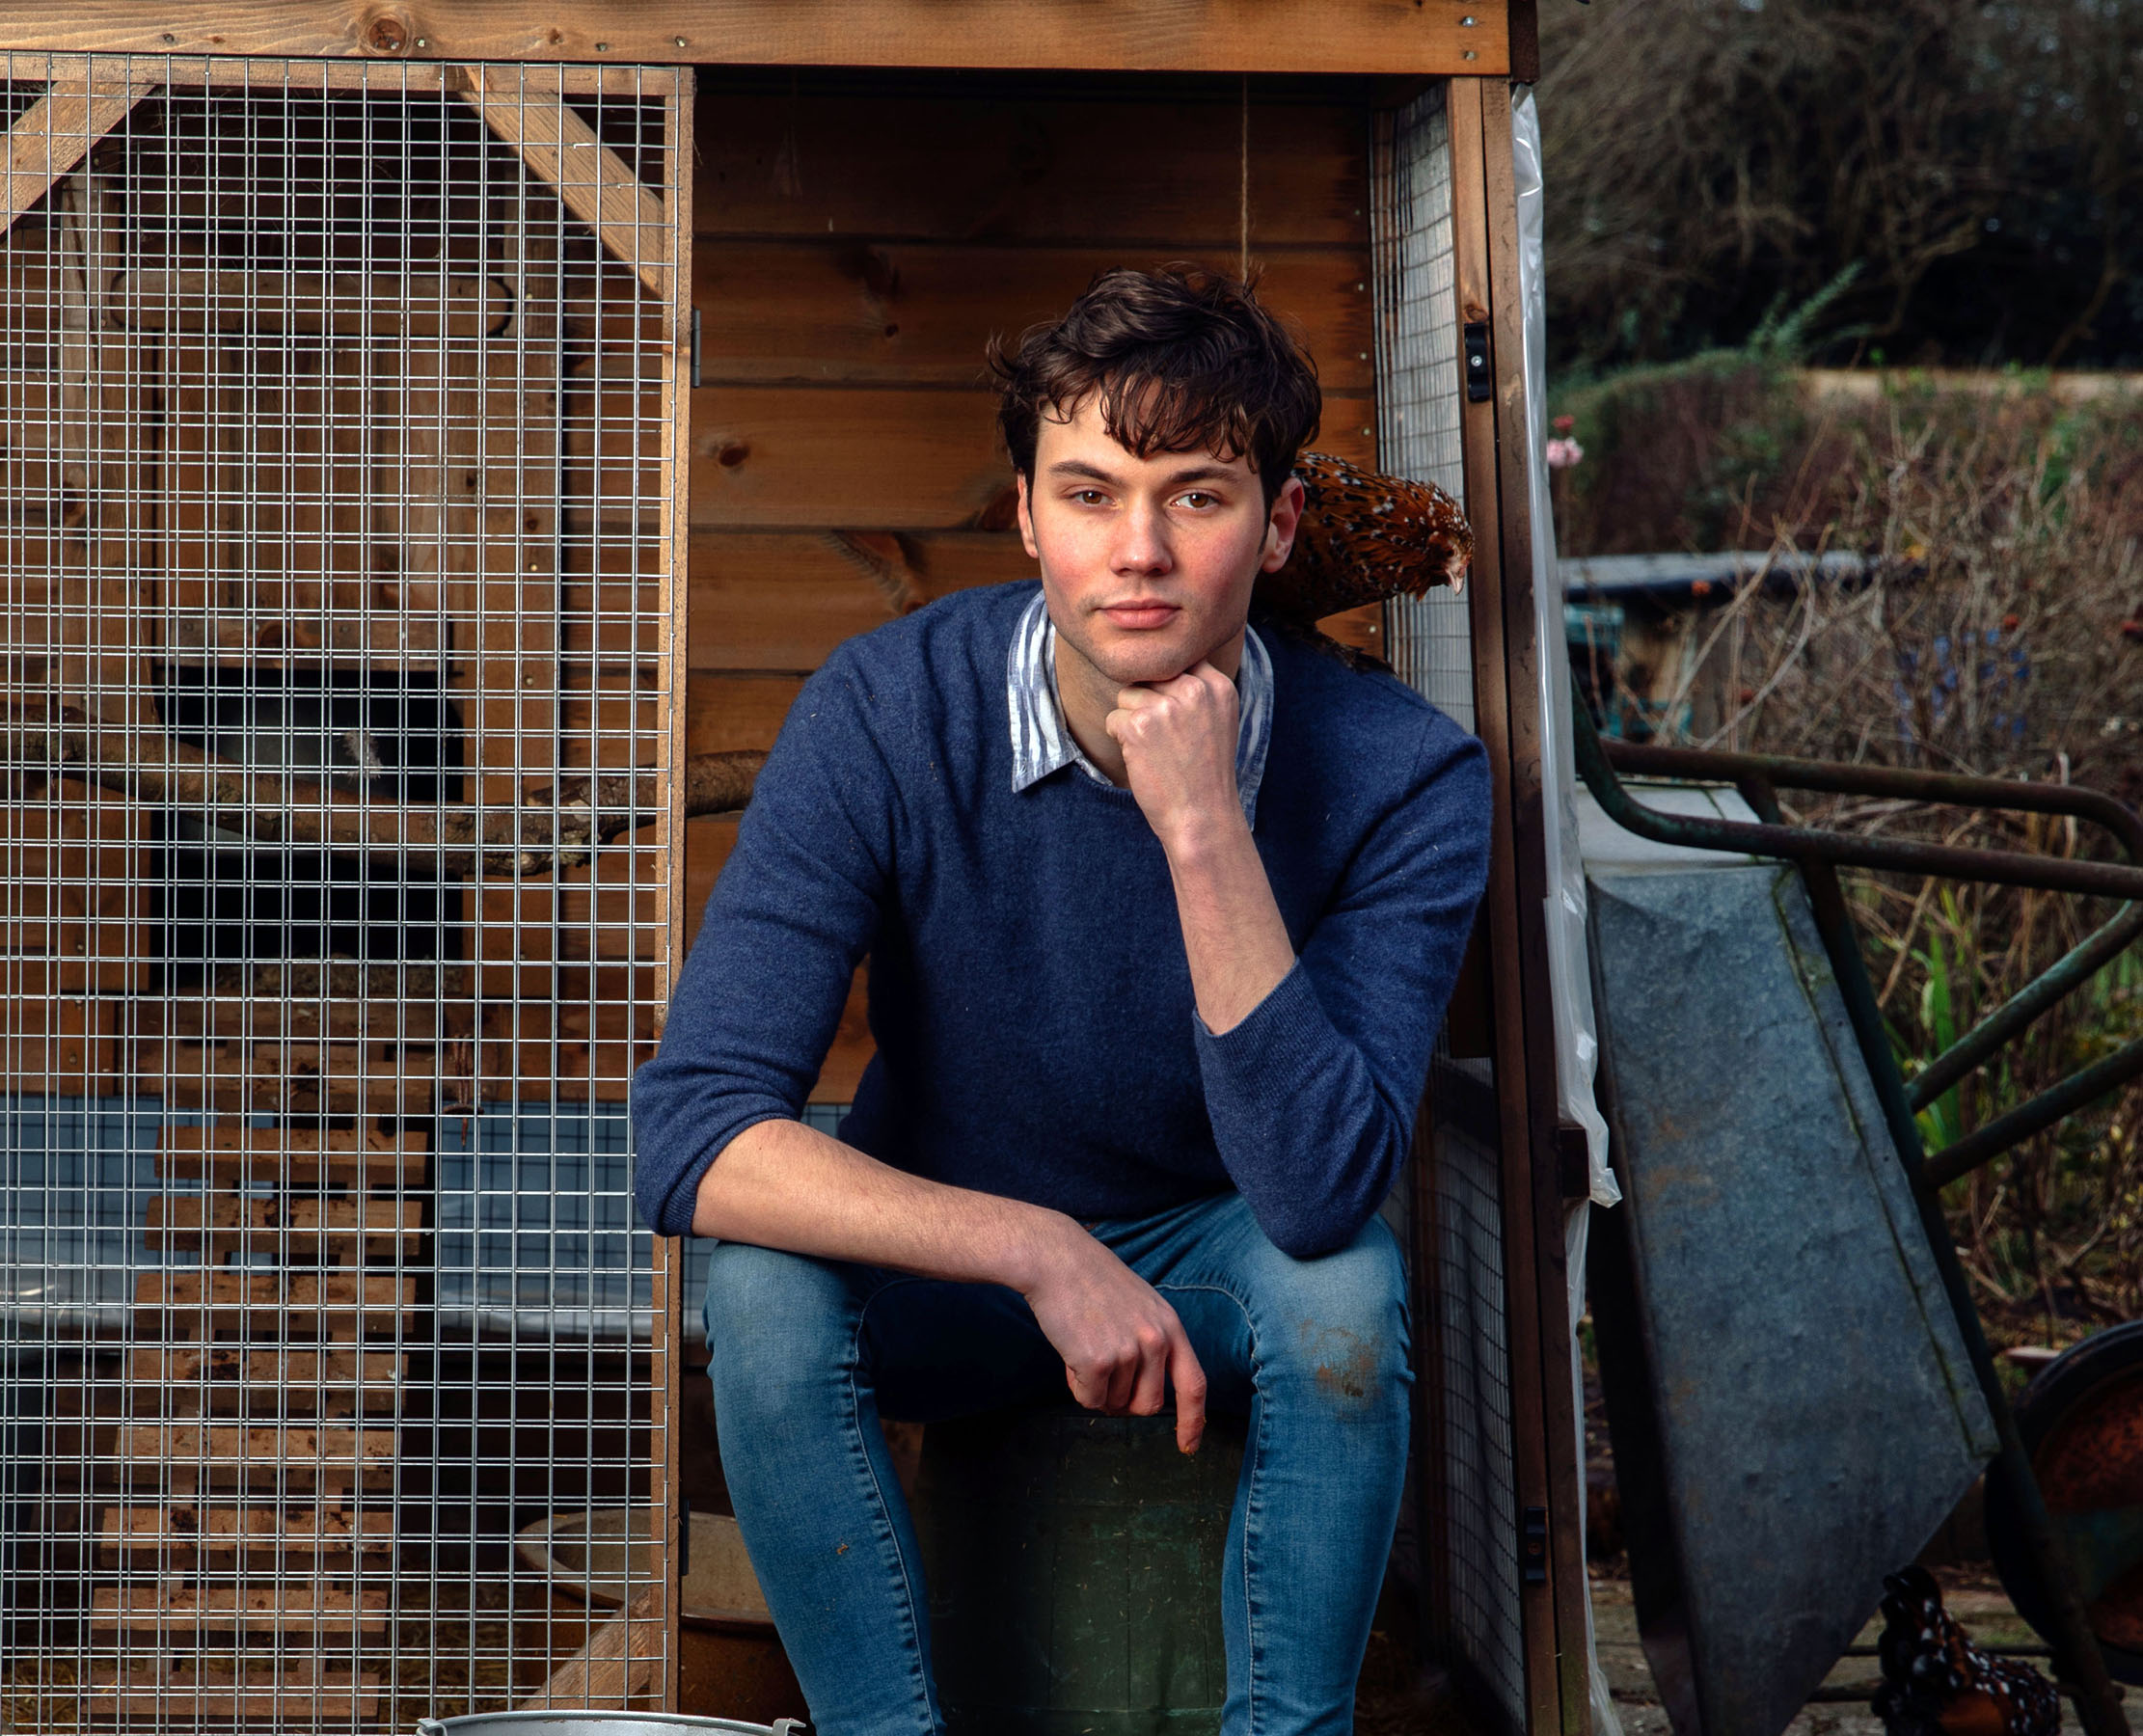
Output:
top-left (1372, 83), bottom-right (1529, 1731)
top-left (0, 54), bottom-right (690, 1730)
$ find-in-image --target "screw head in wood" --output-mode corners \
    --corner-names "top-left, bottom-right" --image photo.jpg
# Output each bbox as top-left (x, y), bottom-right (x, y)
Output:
top-left (366, 14), bottom-right (409, 54)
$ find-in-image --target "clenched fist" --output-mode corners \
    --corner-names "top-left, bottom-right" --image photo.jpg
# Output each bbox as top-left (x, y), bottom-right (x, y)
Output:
top-left (1105, 661), bottom-right (1245, 854)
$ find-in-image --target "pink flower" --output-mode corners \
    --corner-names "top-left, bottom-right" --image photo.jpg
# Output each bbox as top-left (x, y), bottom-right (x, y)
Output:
top-left (1546, 437), bottom-right (1585, 470)
top-left (1553, 414), bottom-right (1576, 434)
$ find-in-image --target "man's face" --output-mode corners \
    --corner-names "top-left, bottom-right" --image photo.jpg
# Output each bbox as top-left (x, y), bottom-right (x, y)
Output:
top-left (1017, 394), bottom-right (1303, 690)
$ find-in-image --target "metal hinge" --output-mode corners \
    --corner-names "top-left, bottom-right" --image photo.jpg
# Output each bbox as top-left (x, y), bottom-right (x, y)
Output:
top-left (1521, 1505), bottom-right (1549, 1586)
top-left (690, 308), bottom-right (703, 389)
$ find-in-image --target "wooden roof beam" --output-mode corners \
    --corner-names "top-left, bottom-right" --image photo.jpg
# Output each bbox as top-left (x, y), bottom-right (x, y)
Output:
top-left (2, 71), bottom-right (147, 232)
top-left (0, 3), bottom-right (1512, 76)
top-left (455, 65), bottom-right (668, 299)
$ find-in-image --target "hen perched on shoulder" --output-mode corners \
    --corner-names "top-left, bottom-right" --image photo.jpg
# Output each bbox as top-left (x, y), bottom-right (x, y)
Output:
top-left (1252, 450), bottom-right (1473, 671)
top-left (1872, 1565), bottom-right (2060, 1736)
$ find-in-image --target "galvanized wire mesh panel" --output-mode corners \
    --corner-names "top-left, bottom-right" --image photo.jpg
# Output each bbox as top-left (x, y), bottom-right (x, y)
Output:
top-left (1373, 84), bottom-right (1527, 1728)
top-left (0, 53), bottom-right (688, 1730)
top-left (1372, 86), bottom-right (1474, 734)
top-left (1420, 1096), bottom-right (1525, 1724)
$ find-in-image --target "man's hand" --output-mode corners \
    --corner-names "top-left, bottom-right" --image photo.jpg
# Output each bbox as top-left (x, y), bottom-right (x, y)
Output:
top-left (1021, 1217), bottom-right (1207, 1455)
top-left (1104, 661), bottom-right (1244, 854)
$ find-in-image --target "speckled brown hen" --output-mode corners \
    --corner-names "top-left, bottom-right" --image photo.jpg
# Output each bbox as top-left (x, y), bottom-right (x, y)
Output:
top-left (1252, 450), bottom-right (1474, 670)
top-left (1872, 1566), bottom-right (2059, 1736)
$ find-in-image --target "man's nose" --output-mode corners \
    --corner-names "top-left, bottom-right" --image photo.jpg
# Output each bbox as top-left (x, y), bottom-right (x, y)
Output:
top-left (1111, 499), bottom-right (1175, 576)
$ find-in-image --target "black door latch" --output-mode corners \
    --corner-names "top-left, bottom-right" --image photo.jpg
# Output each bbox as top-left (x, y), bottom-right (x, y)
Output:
top-left (1463, 321), bottom-right (1492, 402)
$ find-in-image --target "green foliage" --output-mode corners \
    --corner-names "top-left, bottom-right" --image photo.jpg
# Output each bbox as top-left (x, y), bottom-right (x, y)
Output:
top-left (1908, 905), bottom-right (1967, 1155)
top-left (1747, 262), bottom-right (1867, 363)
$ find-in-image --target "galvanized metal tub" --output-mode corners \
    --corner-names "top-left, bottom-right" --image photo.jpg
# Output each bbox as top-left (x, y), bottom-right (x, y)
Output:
top-left (415, 1712), bottom-right (802, 1734)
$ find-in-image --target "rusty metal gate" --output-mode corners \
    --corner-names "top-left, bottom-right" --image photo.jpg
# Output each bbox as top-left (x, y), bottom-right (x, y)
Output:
top-left (1373, 83), bottom-right (1530, 1730)
top-left (0, 53), bottom-right (689, 1729)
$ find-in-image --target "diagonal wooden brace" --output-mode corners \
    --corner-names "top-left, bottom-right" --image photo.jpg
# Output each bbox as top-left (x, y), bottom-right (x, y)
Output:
top-left (456, 65), bottom-right (669, 298)
top-left (3, 71), bottom-right (147, 231)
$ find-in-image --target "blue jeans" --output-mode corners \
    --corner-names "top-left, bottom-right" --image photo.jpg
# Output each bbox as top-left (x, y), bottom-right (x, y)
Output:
top-left (700, 1192), bottom-right (1411, 1736)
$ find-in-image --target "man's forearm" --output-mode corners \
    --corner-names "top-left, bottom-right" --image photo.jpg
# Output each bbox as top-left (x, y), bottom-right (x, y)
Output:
top-left (691, 1116), bottom-right (1065, 1288)
top-left (1102, 660), bottom-right (1296, 1035)
top-left (692, 1115), bottom-right (1211, 1450)
top-left (1163, 809), bottom-right (1297, 1035)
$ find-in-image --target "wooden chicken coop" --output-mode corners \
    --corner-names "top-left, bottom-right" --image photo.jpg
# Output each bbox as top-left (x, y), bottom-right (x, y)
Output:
top-left (0, 5), bottom-right (1588, 1733)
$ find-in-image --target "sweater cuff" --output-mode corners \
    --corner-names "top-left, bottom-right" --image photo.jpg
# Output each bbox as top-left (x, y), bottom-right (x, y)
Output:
top-left (1193, 960), bottom-right (1332, 1096)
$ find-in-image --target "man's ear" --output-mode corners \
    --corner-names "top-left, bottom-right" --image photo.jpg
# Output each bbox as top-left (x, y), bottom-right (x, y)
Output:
top-left (1260, 474), bottom-right (1307, 574)
top-left (1016, 473), bottom-right (1041, 561)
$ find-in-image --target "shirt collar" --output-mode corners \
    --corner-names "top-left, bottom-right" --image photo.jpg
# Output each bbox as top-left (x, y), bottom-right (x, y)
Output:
top-left (1005, 588), bottom-right (1273, 827)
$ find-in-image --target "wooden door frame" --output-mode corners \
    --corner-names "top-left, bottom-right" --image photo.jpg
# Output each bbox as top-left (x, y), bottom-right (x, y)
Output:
top-left (1448, 72), bottom-right (1589, 1736)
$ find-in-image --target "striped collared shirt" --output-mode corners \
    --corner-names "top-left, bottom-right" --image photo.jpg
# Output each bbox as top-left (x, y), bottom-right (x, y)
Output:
top-left (1005, 589), bottom-right (1274, 826)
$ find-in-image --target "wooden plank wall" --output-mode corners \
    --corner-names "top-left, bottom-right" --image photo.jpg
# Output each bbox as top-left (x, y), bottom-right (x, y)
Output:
top-left (684, 71), bottom-right (1382, 1098)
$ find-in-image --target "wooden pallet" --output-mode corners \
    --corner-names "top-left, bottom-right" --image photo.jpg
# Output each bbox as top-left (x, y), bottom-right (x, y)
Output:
top-left (155, 1124), bottom-right (427, 1189)
top-left (86, 1661), bottom-right (382, 1726)
top-left (133, 1271), bottom-right (417, 1343)
top-left (99, 1503), bottom-right (396, 1568)
top-left (113, 1423), bottom-right (400, 1498)
top-left (94, 1111), bottom-right (422, 1728)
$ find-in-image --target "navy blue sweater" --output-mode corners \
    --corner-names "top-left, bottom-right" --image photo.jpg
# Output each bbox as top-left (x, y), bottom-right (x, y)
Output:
top-left (631, 582), bottom-right (1491, 1259)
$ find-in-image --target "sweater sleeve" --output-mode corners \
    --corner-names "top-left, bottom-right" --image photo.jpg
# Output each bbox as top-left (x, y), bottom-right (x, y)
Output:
top-left (629, 655), bottom-right (900, 1235)
top-left (1193, 715), bottom-right (1491, 1258)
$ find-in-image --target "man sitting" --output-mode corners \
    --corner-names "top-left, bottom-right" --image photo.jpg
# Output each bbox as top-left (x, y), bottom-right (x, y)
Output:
top-left (632, 264), bottom-right (1492, 1736)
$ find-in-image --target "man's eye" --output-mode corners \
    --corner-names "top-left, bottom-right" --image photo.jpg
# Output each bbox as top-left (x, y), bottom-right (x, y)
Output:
top-left (1072, 489), bottom-right (1109, 506)
top-left (1176, 491), bottom-right (1216, 509)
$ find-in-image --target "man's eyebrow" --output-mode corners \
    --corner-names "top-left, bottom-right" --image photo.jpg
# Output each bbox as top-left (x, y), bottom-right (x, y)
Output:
top-left (1043, 459), bottom-right (1242, 486)
top-left (1044, 459), bottom-right (1123, 484)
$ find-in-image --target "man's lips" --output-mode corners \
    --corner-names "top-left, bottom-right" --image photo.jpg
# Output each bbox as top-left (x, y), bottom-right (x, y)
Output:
top-left (1099, 602), bottom-right (1181, 631)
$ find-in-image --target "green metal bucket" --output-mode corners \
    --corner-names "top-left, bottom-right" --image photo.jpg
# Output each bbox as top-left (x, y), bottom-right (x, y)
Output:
top-left (916, 1405), bottom-right (1247, 1736)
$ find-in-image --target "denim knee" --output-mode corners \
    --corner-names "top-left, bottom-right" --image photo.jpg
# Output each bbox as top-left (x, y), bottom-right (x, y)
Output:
top-left (701, 1240), bottom-right (858, 1420)
top-left (1242, 1219), bottom-right (1411, 1418)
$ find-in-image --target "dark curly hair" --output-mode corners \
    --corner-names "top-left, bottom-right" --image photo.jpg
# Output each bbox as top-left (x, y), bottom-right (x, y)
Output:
top-left (990, 264), bottom-right (1322, 509)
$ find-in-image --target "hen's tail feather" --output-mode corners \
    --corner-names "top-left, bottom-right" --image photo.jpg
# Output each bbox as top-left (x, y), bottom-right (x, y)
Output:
top-left (1871, 1564), bottom-right (2061, 1736)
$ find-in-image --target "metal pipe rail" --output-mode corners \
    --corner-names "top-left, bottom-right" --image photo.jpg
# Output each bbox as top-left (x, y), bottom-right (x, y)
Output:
top-left (1574, 732), bottom-right (2143, 904)
top-left (1573, 719), bottom-right (2143, 1188)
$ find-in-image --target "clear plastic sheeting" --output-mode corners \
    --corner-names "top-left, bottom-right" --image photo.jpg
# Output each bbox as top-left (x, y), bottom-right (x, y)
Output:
top-left (1511, 83), bottom-right (1625, 1736)
top-left (1510, 88), bottom-right (1616, 1219)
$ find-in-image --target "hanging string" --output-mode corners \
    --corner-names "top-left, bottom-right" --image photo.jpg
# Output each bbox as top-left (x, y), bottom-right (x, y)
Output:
top-left (1238, 74), bottom-right (1251, 280)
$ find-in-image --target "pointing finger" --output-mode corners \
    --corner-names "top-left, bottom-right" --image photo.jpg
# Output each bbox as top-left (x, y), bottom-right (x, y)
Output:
top-left (1169, 1328), bottom-right (1207, 1455)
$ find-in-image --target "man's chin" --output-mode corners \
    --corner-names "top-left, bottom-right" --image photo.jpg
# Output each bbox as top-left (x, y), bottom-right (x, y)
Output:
top-left (1092, 645), bottom-right (1202, 687)
top-left (1084, 626), bottom-right (1224, 687)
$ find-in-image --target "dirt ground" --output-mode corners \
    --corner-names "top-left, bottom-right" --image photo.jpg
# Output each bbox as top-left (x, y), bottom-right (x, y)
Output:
top-left (1589, 1564), bottom-right (2100, 1735)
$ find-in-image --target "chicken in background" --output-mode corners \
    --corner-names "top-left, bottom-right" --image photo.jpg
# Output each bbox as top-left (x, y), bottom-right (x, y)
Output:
top-left (1873, 1565), bottom-right (2061, 1736)
top-left (1252, 449), bottom-right (1473, 670)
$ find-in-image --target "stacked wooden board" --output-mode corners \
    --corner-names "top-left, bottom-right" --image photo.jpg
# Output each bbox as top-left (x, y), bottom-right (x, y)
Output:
top-left (90, 1121), bottom-right (419, 1725)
